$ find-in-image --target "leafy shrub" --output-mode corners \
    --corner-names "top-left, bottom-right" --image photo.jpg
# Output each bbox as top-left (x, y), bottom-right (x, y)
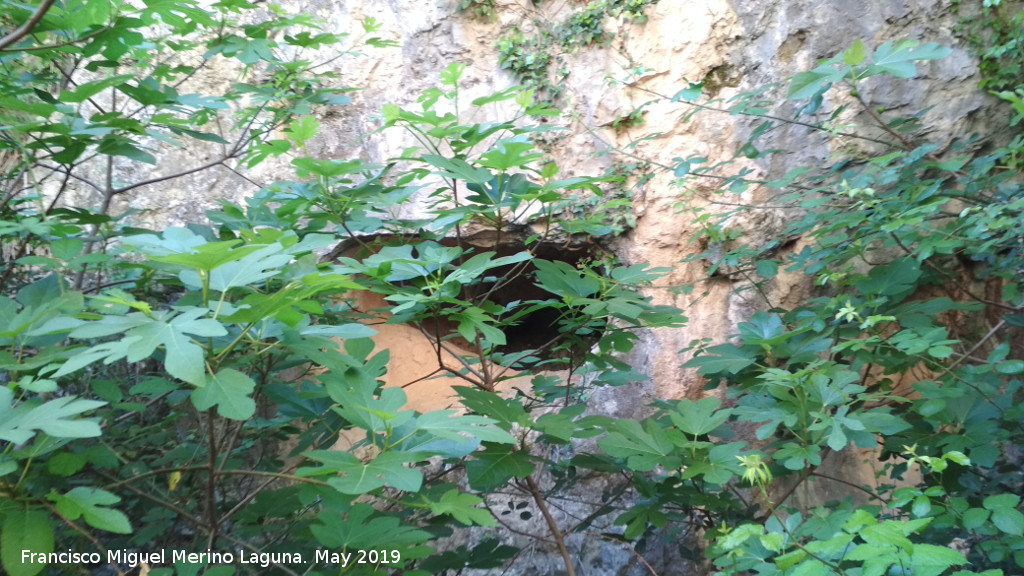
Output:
top-left (0, 3), bottom-right (681, 572)
top-left (662, 38), bottom-right (1024, 576)
top-left (952, 0), bottom-right (1024, 92)
top-left (494, 0), bottom-right (658, 103)
top-left (3, 1), bottom-right (1024, 575)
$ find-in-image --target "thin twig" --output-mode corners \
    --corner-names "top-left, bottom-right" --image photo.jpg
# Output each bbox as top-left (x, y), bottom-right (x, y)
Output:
top-left (416, 322), bottom-right (486, 384)
top-left (891, 233), bottom-right (1018, 311)
top-left (771, 465), bottom-right (815, 510)
top-left (580, 531), bottom-right (660, 576)
top-left (934, 319), bottom-right (1007, 380)
top-left (633, 83), bottom-right (898, 148)
top-left (205, 409), bottom-right (219, 550)
top-left (524, 474), bottom-right (577, 576)
top-left (567, 480), bottom-right (632, 533)
top-left (111, 156), bottom-right (233, 196)
top-left (0, 23), bottom-right (111, 53)
top-left (216, 533), bottom-right (303, 576)
top-left (217, 476), bottom-right (277, 526)
top-left (40, 499), bottom-right (126, 576)
top-left (808, 471), bottom-right (887, 504)
top-left (400, 367), bottom-right (444, 388)
top-left (97, 471), bottom-right (206, 530)
top-left (0, 0), bottom-right (58, 50)
top-left (37, 163), bottom-right (107, 196)
top-left (213, 469), bottom-right (330, 486)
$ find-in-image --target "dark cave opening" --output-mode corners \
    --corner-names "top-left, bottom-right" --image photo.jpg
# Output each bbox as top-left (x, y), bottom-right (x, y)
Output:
top-left (327, 231), bottom-right (604, 368)
top-left (477, 239), bottom-right (602, 368)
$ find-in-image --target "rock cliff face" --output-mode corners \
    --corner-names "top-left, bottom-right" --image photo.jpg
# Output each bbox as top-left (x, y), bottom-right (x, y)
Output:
top-left (222, 0), bottom-right (998, 414)
top-left (294, 3), bottom-right (997, 573)
top-left (71, 1), bottom-right (1003, 573)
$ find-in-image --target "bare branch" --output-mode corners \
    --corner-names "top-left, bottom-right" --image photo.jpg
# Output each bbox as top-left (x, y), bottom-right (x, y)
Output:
top-left (111, 155), bottom-right (235, 196)
top-left (0, 0), bottom-right (58, 51)
top-left (525, 474), bottom-right (577, 576)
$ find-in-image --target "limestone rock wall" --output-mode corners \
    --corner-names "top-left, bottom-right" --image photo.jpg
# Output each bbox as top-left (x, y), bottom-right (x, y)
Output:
top-left (304, 4), bottom-right (997, 574)
top-left (309, 3), bottom-right (996, 574)
top-left (239, 0), bottom-right (995, 415)
top-left (581, 0), bottom-right (993, 414)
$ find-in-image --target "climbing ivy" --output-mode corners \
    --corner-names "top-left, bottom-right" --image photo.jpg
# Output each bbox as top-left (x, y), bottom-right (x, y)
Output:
top-left (951, 0), bottom-right (1024, 92)
top-left (951, 0), bottom-right (1024, 169)
top-left (495, 0), bottom-right (659, 103)
top-left (457, 0), bottom-right (497, 20)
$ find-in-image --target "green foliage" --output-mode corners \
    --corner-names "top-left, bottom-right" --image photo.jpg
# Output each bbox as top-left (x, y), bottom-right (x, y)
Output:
top-left (3, 1), bottom-right (1024, 575)
top-left (649, 36), bottom-right (1023, 576)
top-left (497, 29), bottom-right (565, 102)
top-left (952, 1), bottom-right (1024, 166)
top-left (458, 0), bottom-right (497, 20)
top-left (952, 0), bottom-right (1024, 92)
top-left (1, 4), bottom-right (682, 570)
top-left (495, 0), bottom-right (659, 102)
top-left (607, 108), bottom-right (647, 132)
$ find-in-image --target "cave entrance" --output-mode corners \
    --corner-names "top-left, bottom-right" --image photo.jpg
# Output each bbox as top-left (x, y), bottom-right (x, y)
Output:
top-left (472, 237), bottom-right (601, 370)
top-left (326, 231), bottom-right (603, 370)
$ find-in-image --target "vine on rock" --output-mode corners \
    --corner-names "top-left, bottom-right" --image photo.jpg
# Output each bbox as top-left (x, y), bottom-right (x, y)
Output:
top-left (495, 0), bottom-right (659, 103)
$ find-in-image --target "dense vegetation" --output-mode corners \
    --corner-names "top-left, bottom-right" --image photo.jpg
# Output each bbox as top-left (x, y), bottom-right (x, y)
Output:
top-left (1, 1), bottom-right (1022, 576)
